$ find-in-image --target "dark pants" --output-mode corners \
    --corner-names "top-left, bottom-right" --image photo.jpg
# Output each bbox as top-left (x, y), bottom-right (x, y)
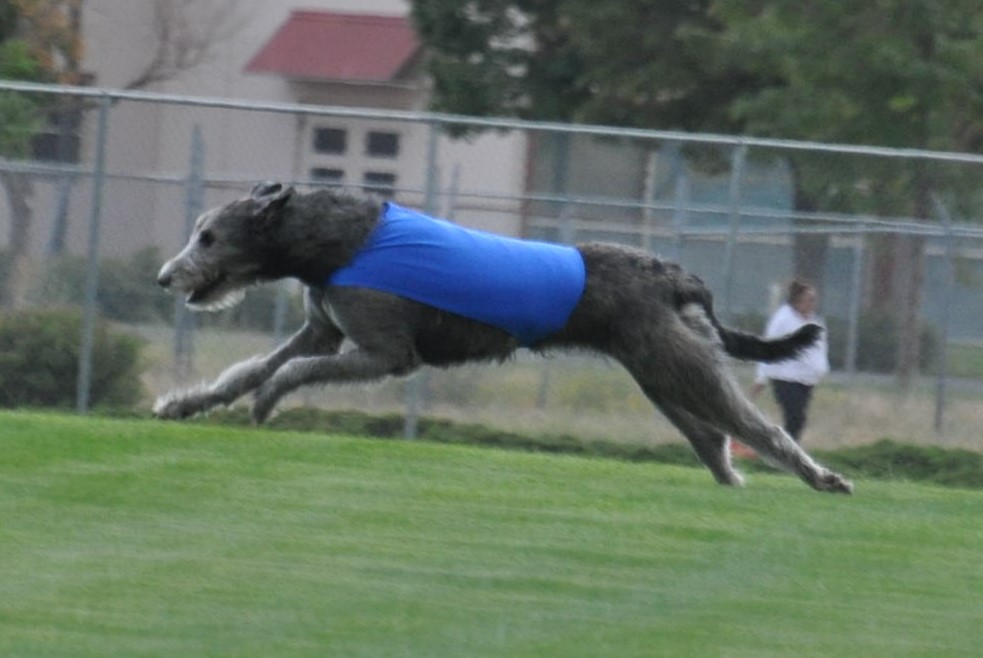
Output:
top-left (770, 380), bottom-right (814, 442)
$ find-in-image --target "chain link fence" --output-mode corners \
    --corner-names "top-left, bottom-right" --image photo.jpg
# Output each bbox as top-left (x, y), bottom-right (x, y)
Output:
top-left (3, 80), bottom-right (983, 449)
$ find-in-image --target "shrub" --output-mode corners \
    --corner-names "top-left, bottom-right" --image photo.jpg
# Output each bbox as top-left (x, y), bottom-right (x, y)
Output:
top-left (817, 440), bottom-right (983, 489)
top-left (827, 311), bottom-right (937, 374)
top-left (202, 408), bottom-right (981, 489)
top-left (0, 308), bottom-right (146, 409)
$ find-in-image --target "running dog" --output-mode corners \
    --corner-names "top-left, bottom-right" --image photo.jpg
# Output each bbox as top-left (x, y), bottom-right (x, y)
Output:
top-left (155, 182), bottom-right (853, 494)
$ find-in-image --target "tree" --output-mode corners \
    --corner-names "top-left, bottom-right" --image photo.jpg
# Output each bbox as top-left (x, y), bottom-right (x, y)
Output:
top-left (410, 0), bottom-right (767, 271)
top-left (411, 0), bottom-right (760, 131)
top-left (0, 0), bottom-right (71, 307)
top-left (1, 0), bottom-right (84, 307)
top-left (124, 0), bottom-right (246, 91)
top-left (713, 0), bottom-right (983, 385)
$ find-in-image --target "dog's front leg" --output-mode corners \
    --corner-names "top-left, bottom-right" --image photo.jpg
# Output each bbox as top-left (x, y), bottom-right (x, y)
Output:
top-left (252, 348), bottom-right (418, 424)
top-left (154, 320), bottom-right (343, 420)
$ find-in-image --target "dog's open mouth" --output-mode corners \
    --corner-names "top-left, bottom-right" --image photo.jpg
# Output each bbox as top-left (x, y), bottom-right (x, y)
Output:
top-left (184, 275), bottom-right (245, 311)
top-left (186, 275), bottom-right (226, 306)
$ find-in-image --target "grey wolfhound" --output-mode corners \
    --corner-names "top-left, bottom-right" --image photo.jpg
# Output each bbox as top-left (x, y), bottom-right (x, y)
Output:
top-left (155, 182), bottom-right (853, 494)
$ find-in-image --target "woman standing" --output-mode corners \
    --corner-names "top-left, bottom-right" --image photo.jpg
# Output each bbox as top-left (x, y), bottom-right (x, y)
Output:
top-left (751, 280), bottom-right (829, 443)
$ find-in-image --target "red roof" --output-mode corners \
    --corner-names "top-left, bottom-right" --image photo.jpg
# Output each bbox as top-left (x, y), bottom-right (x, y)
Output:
top-left (245, 11), bottom-right (421, 83)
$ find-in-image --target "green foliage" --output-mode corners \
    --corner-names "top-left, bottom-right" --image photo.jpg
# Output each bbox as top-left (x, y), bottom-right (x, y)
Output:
top-left (0, 85), bottom-right (42, 159)
top-left (202, 407), bottom-right (980, 488)
top-left (0, 4), bottom-right (17, 42)
top-left (0, 39), bottom-right (41, 80)
top-left (0, 309), bottom-right (145, 409)
top-left (0, 38), bottom-right (44, 157)
top-left (818, 439), bottom-right (983, 489)
top-left (826, 311), bottom-right (938, 374)
top-left (412, 0), bottom-right (586, 123)
top-left (206, 407), bottom-right (705, 467)
top-left (411, 0), bottom-right (757, 132)
top-left (715, 0), bottom-right (983, 150)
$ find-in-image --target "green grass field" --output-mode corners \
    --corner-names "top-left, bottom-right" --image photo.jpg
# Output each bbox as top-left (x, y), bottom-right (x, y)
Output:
top-left (1, 411), bottom-right (980, 657)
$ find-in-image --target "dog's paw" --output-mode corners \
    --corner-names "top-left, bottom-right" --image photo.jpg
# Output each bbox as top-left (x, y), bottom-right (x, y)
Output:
top-left (251, 385), bottom-right (280, 425)
top-left (813, 470), bottom-right (854, 495)
top-left (153, 391), bottom-right (204, 420)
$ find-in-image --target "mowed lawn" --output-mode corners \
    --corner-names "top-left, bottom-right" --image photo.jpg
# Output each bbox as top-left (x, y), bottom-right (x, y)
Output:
top-left (1, 412), bottom-right (980, 657)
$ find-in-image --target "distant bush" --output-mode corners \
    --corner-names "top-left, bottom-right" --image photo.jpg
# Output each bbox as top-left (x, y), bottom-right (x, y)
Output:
top-left (0, 308), bottom-right (146, 409)
top-left (200, 408), bottom-right (982, 489)
top-left (204, 407), bottom-right (704, 467)
top-left (827, 311), bottom-right (937, 374)
top-left (816, 440), bottom-right (983, 489)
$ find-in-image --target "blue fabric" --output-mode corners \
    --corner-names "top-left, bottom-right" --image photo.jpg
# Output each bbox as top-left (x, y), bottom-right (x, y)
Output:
top-left (329, 203), bottom-right (585, 345)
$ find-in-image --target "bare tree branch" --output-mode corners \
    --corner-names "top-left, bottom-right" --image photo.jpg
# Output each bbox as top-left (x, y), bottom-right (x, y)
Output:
top-left (124, 0), bottom-right (247, 91)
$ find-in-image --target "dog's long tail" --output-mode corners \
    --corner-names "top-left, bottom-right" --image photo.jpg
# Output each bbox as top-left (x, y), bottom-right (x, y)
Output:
top-left (718, 322), bottom-right (821, 363)
top-left (674, 278), bottom-right (821, 363)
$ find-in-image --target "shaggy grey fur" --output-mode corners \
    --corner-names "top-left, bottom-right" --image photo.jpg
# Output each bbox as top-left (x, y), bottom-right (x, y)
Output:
top-left (155, 182), bottom-right (853, 494)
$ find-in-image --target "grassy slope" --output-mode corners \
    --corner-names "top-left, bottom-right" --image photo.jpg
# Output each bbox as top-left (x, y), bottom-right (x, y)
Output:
top-left (1, 411), bottom-right (980, 658)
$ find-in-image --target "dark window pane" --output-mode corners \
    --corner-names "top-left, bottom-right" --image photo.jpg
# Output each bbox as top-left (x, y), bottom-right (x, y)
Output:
top-left (313, 127), bottom-right (347, 154)
top-left (310, 167), bottom-right (344, 184)
top-left (366, 131), bottom-right (399, 158)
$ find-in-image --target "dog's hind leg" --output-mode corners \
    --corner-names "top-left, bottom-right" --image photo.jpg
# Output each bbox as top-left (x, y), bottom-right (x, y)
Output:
top-left (154, 289), bottom-right (344, 420)
top-left (655, 402), bottom-right (745, 487)
top-left (622, 326), bottom-right (852, 493)
top-left (691, 390), bottom-right (852, 493)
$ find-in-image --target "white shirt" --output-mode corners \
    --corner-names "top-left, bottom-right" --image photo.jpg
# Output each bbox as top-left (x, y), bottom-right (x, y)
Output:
top-left (755, 303), bottom-right (829, 386)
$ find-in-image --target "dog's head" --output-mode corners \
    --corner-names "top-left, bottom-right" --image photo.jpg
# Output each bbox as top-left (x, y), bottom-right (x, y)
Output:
top-left (156, 182), bottom-right (293, 311)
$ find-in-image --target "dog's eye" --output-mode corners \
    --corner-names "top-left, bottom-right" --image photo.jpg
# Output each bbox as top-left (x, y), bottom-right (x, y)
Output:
top-left (198, 230), bottom-right (215, 248)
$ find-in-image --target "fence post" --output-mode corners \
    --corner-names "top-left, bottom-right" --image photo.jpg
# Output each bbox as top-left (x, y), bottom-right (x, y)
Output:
top-left (404, 119), bottom-right (441, 440)
top-left (931, 196), bottom-right (956, 439)
top-left (721, 141), bottom-right (748, 321)
top-left (173, 125), bottom-right (205, 381)
top-left (671, 163), bottom-right (690, 264)
top-left (75, 93), bottom-right (111, 414)
top-left (844, 222), bottom-right (866, 376)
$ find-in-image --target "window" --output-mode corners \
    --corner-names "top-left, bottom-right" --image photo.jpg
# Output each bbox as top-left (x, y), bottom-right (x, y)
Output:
top-left (366, 131), bottom-right (400, 158)
top-left (312, 127), bottom-right (347, 155)
top-left (362, 172), bottom-right (397, 198)
top-left (309, 168), bottom-right (345, 186)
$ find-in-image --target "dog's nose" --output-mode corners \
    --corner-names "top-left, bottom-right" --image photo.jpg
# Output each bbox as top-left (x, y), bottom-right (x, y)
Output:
top-left (157, 272), bottom-right (172, 288)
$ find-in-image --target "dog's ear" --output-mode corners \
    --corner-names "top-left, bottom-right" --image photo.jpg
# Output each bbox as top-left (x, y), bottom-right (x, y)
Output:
top-left (249, 181), bottom-right (294, 217)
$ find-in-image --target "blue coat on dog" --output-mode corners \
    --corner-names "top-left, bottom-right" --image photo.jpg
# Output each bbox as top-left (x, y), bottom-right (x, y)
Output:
top-left (329, 203), bottom-right (586, 346)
